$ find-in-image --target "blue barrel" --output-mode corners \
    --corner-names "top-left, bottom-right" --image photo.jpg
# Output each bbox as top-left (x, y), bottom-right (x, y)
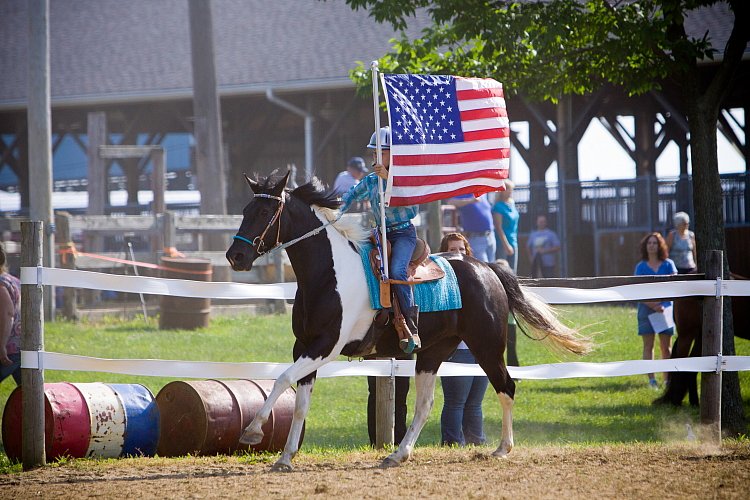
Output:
top-left (107, 384), bottom-right (160, 457)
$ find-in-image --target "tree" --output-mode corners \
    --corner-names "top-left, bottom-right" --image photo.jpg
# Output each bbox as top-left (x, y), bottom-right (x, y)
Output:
top-left (345, 0), bottom-right (749, 435)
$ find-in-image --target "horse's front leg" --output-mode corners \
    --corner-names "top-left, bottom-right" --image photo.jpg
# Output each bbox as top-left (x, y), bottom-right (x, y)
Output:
top-left (382, 371), bottom-right (437, 467)
top-left (240, 355), bottom-right (330, 447)
top-left (272, 375), bottom-right (315, 472)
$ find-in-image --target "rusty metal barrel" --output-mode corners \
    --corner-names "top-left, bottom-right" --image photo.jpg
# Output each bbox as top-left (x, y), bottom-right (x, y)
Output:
top-left (1, 382), bottom-right (159, 461)
top-left (159, 257), bottom-right (212, 330)
top-left (155, 379), bottom-right (301, 457)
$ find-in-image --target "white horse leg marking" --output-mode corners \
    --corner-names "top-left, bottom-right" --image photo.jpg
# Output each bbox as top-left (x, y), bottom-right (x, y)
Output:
top-left (383, 371), bottom-right (437, 467)
top-left (493, 392), bottom-right (514, 457)
top-left (272, 380), bottom-right (314, 471)
top-left (240, 355), bottom-right (331, 446)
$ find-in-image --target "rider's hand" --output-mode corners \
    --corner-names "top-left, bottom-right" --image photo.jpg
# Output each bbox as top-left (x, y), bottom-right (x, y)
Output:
top-left (374, 163), bottom-right (389, 180)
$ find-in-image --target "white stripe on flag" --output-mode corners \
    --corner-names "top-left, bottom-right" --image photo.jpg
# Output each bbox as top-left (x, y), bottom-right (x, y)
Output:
top-left (388, 159), bottom-right (509, 176)
top-left (458, 97), bottom-right (507, 111)
top-left (455, 78), bottom-right (503, 90)
top-left (392, 137), bottom-right (510, 156)
top-left (461, 117), bottom-right (510, 131)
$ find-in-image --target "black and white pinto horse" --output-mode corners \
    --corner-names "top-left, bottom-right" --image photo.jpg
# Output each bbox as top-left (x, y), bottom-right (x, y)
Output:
top-left (226, 172), bottom-right (591, 471)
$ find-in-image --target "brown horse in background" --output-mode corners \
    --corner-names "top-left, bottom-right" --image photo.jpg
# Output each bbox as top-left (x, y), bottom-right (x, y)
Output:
top-left (654, 276), bottom-right (749, 406)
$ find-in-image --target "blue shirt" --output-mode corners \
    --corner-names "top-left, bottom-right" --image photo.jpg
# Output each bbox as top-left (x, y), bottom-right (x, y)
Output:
top-left (340, 173), bottom-right (419, 227)
top-left (491, 199), bottom-right (519, 247)
top-left (454, 194), bottom-right (493, 232)
top-left (634, 259), bottom-right (678, 310)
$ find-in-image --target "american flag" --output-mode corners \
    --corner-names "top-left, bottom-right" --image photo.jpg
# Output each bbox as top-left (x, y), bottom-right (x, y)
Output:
top-left (381, 73), bottom-right (510, 206)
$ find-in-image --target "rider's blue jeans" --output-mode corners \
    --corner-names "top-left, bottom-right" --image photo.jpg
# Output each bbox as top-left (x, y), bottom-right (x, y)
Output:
top-left (386, 223), bottom-right (416, 313)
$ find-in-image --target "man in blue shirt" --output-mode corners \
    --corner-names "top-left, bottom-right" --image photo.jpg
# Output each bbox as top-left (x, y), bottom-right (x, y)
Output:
top-left (340, 126), bottom-right (421, 352)
top-left (448, 194), bottom-right (496, 263)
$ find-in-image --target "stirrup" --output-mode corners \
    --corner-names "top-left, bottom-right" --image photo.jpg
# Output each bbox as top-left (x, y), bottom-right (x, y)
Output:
top-left (399, 334), bottom-right (421, 354)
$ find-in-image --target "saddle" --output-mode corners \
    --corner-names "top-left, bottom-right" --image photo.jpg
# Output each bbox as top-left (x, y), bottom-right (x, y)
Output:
top-left (367, 233), bottom-right (445, 308)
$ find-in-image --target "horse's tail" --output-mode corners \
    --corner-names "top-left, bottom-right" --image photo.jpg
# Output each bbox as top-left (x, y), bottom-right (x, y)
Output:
top-left (488, 262), bottom-right (593, 356)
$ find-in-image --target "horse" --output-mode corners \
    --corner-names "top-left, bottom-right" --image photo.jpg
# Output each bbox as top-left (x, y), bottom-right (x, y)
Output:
top-left (225, 171), bottom-right (591, 471)
top-left (654, 290), bottom-right (749, 407)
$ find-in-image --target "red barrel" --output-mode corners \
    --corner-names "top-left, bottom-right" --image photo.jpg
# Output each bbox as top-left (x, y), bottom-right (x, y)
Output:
top-left (155, 379), bottom-right (301, 457)
top-left (159, 257), bottom-right (212, 330)
top-left (2, 382), bottom-right (159, 462)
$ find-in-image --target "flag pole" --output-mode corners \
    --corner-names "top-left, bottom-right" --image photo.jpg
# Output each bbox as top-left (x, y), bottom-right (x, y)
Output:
top-left (371, 60), bottom-right (389, 281)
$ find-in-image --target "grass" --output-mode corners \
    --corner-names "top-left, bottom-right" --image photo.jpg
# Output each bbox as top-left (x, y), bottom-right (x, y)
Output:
top-left (1, 305), bottom-right (749, 474)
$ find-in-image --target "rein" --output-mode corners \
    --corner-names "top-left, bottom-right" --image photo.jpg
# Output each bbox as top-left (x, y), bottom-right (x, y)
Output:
top-left (232, 192), bottom-right (342, 257)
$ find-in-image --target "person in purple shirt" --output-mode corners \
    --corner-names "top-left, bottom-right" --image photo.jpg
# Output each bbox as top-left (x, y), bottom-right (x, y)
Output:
top-left (527, 214), bottom-right (561, 278)
top-left (0, 242), bottom-right (21, 387)
top-left (448, 193), bottom-right (496, 263)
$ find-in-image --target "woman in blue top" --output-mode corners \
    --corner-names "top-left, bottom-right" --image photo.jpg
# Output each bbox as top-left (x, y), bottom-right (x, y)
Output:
top-left (634, 232), bottom-right (677, 389)
top-left (340, 126), bottom-right (421, 352)
top-left (491, 179), bottom-right (520, 272)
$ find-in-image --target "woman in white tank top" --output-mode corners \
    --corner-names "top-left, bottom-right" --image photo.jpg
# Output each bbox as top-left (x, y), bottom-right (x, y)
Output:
top-left (666, 211), bottom-right (697, 274)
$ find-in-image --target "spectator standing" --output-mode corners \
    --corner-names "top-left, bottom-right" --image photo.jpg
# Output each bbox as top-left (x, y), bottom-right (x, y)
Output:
top-left (666, 211), bottom-right (697, 274)
top-left (333, 156), bottom-right (368, 195)
top-left (0, 242), bottom-right (21, 387)
top-left (527, 214), bottom-right (561, 278)
top-left (491, 180), bottom-right (520, 272)
top-left (448, 194), bottom-right (496, 262)
top-left (438, 233), bottom-right (489, 447)
top-left (634, 232), bottom-right (677, 389)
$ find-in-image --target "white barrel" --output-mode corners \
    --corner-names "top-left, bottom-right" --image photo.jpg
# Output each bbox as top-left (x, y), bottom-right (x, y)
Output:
top-left (72, 383), bottom-right (126, 458)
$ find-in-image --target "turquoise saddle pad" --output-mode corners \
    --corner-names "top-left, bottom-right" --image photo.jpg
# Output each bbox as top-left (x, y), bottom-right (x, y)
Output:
top-left (358, 242), bottom-right (462, 312)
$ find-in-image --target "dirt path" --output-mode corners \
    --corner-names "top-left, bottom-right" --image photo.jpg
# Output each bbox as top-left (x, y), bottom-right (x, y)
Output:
top-left (2, 443), bottom-right (748, 499)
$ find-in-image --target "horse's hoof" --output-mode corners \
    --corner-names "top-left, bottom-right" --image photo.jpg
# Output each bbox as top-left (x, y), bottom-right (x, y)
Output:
top-left (492, 444), bottom-right (513, 458)
top-left (239, 429), bottom-right (263, 446)
top-left (271, 461), bottom-right (294, 473)
top-left (380, 456), bottom-right (401, 468)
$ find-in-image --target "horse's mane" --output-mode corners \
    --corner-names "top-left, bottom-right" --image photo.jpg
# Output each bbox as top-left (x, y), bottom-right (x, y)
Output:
top-left (278, 176), bottom-right (369, 246)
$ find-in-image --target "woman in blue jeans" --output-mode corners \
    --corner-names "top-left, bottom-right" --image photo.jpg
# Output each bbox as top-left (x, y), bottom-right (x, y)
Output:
top-left (438, 233), bottom-right (488, 445)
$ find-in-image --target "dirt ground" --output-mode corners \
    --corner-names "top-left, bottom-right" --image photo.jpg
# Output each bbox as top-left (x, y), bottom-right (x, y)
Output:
top-left (1, 442), bottom-right (749, 499)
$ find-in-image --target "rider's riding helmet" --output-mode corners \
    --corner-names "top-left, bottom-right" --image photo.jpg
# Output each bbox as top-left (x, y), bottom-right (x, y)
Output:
top-left (366, 126), bottom-right (391, 150)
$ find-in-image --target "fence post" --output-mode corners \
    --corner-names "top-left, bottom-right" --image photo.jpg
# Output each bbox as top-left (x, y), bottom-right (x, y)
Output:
top-left (21, 221), bottom-right (46, 469)
top-left (374, 358), bottom-right (395, 448)
top-left (55, 212), bottom-right (77, 320)
top-left (700, 250), bottom-right (723, 444)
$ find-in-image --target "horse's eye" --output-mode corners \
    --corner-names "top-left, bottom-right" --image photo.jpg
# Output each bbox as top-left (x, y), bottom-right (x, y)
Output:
top-left (259, 208), bottom-right (270, 217)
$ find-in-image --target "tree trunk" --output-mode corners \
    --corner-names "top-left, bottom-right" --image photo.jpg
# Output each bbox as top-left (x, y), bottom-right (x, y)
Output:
top-left (685, 79), bottom-right (746, 437)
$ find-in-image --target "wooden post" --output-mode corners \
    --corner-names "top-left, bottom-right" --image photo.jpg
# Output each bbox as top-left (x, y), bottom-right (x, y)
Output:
top-left (86, 112), bottom-right (107, 275)
top-left (54, 212), bottom-right (77, 320)
top-left (189, 0), bottom-right (228, 252)
top-left (273, 250), bottom-right (285, 314)
top-left (151, 148), bottom-right (166, 215)
top-left (28, 0), bottom-right (55, 321)
top-left (161, 211), bottom-right (176, 250)
top-left (86, 112), bottom-right (107, 217)
top-left (374, 359), bottom-right (396, 448)
top-left (21, 221), bottom-right (46, 469)
top-left (700, 250), bottom-right (723, 444)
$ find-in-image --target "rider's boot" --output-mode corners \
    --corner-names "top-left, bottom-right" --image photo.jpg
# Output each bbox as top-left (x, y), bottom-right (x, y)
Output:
top-left (398, 306), bottom-right (420, 353)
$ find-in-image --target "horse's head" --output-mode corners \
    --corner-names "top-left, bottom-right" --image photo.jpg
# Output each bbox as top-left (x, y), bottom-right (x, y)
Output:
top-left (226, 171), bottom-right (290, 271)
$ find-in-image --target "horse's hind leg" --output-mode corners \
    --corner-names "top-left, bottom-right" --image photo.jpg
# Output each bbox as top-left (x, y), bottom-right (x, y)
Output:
top-left (272, 376), bottom-right (315, 472)
top-left (465, 324), bottom-right (515, 457)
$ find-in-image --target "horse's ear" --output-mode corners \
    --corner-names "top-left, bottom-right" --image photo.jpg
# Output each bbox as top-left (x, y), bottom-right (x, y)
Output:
top-left (244, 173), bottom-right (259, 193)
top-left (271, 170), bottom-right (291, 198)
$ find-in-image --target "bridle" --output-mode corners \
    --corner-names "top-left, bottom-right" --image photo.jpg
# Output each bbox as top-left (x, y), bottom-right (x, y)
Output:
top-left (232, 193), bottom-right (285, 255)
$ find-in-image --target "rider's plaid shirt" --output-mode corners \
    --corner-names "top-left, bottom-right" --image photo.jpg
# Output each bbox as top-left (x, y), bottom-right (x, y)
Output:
top-left (340, 173), bottom-right (419, 227)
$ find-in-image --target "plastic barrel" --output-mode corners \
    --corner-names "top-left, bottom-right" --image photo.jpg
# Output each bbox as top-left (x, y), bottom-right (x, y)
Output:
top-left (1, 382), bottom-right (159, 461)
top-left (108, 383), bottom-right (160, 456)
top-left (159, 257), bottom-right (212, 330)
top-left (155, 379), bottom-right (301, 457)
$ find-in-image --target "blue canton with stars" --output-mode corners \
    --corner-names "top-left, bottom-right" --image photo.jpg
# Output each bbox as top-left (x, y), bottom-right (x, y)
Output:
top-left (383, 74), bottom-right (464, 145)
